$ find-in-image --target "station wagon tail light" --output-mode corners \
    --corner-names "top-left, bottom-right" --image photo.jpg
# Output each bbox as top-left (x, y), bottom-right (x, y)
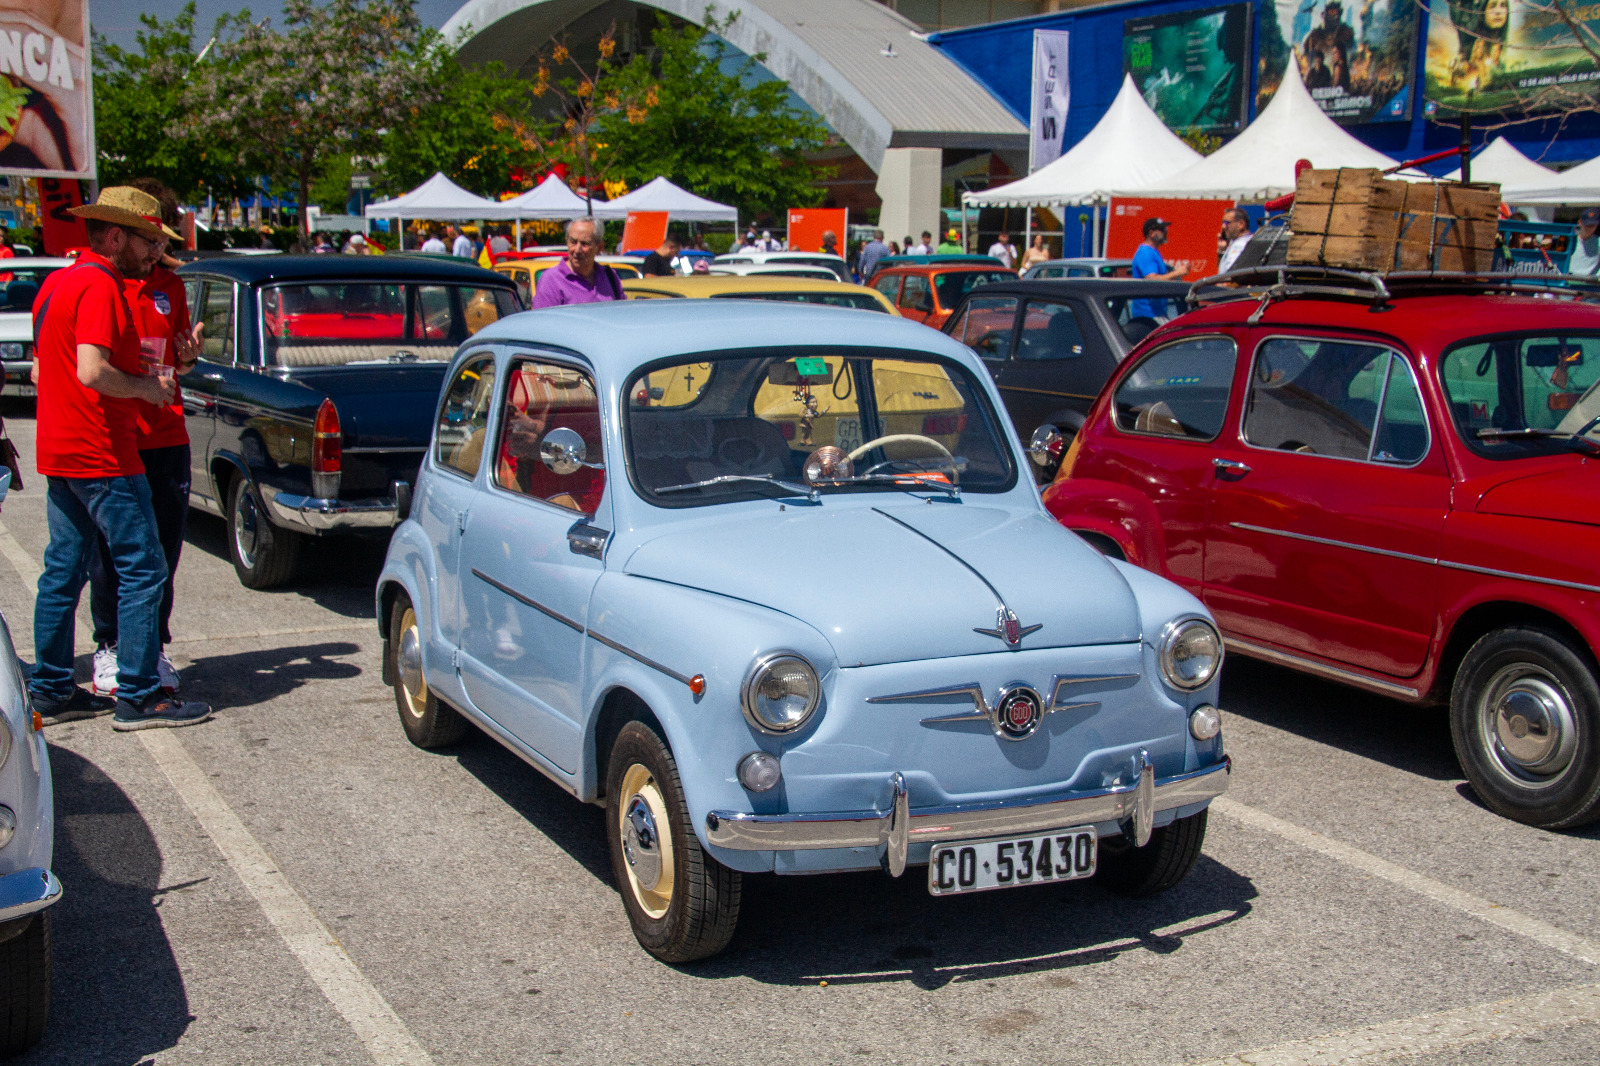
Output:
top-left (312, 399), bottom-right (342, 500)
top-left (1160, 619), bottom-right (1223, 691)
top-left (741, 653), bottom-right (820, 734)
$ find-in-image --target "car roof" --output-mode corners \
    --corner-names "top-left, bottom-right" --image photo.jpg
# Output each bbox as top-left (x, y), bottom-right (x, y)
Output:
top-left (878, 254), bottom-right (1005, 268)
top-left (714, 251), bottom-right (846, 262)
top-left (175, 252), bottom-right (510, 285)
top-left (951, 278), bottom-right (1194, 298)
top-left (471, 298), bottom-right (972, 375)
top-left (1031, 258), bottom-right (1134, 267)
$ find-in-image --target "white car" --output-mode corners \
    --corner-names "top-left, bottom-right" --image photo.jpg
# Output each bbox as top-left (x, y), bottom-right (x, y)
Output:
top-left (713, 251), bottom-right (850, 282)
top-left (709, 263), bottom-right (841, 281)
top-left (0, 608), bottom-right (61, 1054)
top-left (1, 258), bottom-right (73, 398)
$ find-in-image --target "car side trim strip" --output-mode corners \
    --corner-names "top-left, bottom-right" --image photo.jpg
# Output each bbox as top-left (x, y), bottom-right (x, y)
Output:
top-left (469, 568), bottom-right (697, 687)
top-left (1228, 522), bottom-right (1600, 595)
top-left (1224, 637), bottom-right (1421, 699)
top-left (999, 385), bottom-right (1098, 402)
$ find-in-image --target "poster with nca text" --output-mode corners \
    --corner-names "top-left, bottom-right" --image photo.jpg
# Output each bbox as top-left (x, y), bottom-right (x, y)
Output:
top-left (0, 0), bottom-right (93, 179)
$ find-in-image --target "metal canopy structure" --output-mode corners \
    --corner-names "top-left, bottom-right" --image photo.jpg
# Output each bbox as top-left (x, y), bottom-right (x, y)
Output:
top-left (440, 0), bottom-right (1026, 173)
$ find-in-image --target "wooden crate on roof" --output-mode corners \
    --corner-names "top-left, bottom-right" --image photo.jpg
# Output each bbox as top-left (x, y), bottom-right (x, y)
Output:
top-left (1287, 167), bottom-right (1501, 274)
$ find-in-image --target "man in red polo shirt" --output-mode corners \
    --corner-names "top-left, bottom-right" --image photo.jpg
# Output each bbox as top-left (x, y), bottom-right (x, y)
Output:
top-left (86, 179), bottom-right (202, 698)
top-left (29, 186), bottom-right (212, 731)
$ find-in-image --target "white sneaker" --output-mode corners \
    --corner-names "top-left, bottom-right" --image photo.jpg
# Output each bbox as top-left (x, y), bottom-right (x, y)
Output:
top-left (92, 644), bottom-right (118, 697)
top-left (157, 651), bottom-right (181, 693)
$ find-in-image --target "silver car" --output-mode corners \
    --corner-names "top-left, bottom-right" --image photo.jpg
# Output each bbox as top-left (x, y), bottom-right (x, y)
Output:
top-left (1, 258), bottom-right (74, 398)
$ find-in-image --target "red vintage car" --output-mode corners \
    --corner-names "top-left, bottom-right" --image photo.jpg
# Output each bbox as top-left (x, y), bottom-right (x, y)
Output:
top-left (1041, 269), bottom-right (1600, 829)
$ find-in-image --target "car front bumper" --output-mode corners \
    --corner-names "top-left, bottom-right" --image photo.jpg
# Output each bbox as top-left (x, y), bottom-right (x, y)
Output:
top-left (705, 755), bottom-right (1230, 876)
top-left (0, 868), bottom-right (62, 923)
top-left (260, 481), bottom-right (408, 533)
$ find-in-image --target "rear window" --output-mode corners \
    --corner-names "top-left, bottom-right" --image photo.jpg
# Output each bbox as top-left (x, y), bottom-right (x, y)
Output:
top-left (262, 283), bottom-right (519, 367)
top-left (0, 267), bottom-right (61, 313)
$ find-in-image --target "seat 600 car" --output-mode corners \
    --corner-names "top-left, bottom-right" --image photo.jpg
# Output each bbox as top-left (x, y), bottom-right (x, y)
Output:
top-left (376, 300), bottom-right (1232, 962)
top-left (1042, 268), bottom-right (1600, 830)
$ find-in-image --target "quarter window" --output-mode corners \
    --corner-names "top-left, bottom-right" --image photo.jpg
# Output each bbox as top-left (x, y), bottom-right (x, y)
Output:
top-left (494, 359), bottom-right (605, 514)
top-left (434, 353), bottom-right (496, 479)
top-left (947, 296), bottom-right (1017, 360)
top-left (872, 275), bottom-right (900, 302)
top-left (1113, 337), bottom-right (1237, 440)
top-left (1244, 338), bottom-right (1426, 463)
top-left (898, 275), bottom-right (932, 312)
top-left (1016, 301), bottom-right (1087, 361)
top-left (199, 281), bottom-right (235, 364)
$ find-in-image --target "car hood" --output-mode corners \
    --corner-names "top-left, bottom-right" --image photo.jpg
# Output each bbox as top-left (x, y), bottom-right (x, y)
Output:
top-left (621, 503), bottom-right (1141, 667)
top-left (1477, 465), bottom-right (1600, 528)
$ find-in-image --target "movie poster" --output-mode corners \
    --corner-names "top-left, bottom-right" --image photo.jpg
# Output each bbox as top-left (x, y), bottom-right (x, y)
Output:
top-left (0, 0), bottom-right (94, 179)
top-left (1256, 0), bottom-right (1418, 124)
top-left (1123, 5), bottom-right (1251, 135)
top-left (1424, 0), bottom-right (1600, 117)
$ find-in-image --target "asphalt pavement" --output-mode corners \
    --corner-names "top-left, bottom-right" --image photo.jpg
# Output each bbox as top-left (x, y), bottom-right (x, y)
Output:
top-left (0, 397), bottom-right (1596, 1066)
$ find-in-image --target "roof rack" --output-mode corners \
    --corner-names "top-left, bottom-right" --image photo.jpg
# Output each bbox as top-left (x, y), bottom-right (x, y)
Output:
top-left (1186, 266), bottom-right (1600, 323)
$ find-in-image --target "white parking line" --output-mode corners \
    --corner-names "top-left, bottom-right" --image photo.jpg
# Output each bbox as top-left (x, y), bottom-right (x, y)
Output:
top-left (140, 731), bottom-right (435, 1066)
top-left (167, 621), bottom-right (374, 645)
top-left (1214, 797), bottom-right (1600, 965)
top-left (1185, 981), bottom-right (1600, 1066)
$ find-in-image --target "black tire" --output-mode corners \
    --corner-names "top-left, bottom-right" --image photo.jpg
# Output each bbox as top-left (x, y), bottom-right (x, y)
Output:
top-left (1095, 809), bottom-right (1207, 897)
top-left (0, 912), bottom-right (51, 1055)
top-left (389, 593), bottom-right (467, 749)
top-left (227, 476), bottom-right (302, 589)
top-left (1450, 626), bottom-right (1600, 829)
top-left (606, 721), bottom-right (740, 963)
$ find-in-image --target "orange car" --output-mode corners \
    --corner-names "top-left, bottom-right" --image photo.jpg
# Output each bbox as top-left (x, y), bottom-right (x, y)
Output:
top-left (867, 263), bottom-right (1016, 328)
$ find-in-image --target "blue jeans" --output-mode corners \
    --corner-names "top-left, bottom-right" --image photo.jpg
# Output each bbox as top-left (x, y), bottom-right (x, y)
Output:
top-left (31, 475), bottom-right (166, 706)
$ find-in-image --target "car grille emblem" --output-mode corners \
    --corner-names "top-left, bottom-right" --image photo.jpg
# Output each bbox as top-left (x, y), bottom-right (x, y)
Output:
top-left (996, 686), bottom-right (1043, 738)
top-left (867, 674), bottom-right (1137, 742)
top-left (975, 606), bottom-right (1041, 647)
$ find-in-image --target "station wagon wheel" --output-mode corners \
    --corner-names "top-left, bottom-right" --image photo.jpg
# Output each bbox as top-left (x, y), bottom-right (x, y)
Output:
top-left (606, 721), bottom-right (740, 963)
top-left (389, 593), bottom-right (466, 749)
top-left (1451, 626), bottom-right (1600, 829)
top-left (226, 477), bottom-right (303, 589)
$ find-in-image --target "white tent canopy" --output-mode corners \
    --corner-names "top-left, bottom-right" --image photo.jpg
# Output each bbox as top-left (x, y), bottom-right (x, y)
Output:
top-left (364, 171), bottom-right (510, 220)
top-left (963, 75), bottom-right (1201, 208)
top-left (1440, 137), bottom-right (1558, 192)
top-left (1493, 149), bottom-right (1600, 204)
top-left (1131, 63), bottom-right (1405, 200)
top-left (600, 176), bottom-right (738, 222)
top-left (500, 174), bottom-right (630, 220)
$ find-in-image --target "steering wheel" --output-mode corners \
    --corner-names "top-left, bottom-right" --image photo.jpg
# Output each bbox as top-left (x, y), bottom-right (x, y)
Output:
top-left (847, 434), bottom-right (958, 484)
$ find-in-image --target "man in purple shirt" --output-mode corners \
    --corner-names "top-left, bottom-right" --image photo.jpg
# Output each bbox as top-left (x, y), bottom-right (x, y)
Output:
top-left (532, 218), bottom-right (626, 307)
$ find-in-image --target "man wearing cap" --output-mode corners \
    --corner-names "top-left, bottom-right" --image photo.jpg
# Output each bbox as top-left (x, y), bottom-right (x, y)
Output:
top-left (531, 218), bottom-right (625, 307)
top-left (937, 229), bottom-right (965, 254)
top-left (29, 187), bottom-right (212, 729)
top-left (1571, 208), bottom-right (1600, 277)
top-left (1131, 217), bottom-right (1186, 321)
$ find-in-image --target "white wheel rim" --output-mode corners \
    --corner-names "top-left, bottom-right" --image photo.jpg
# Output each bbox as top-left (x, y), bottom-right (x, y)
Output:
top-left (617, 763), bottom-right (674, 919)
top-left (397, 607), bottom-right (428, 719)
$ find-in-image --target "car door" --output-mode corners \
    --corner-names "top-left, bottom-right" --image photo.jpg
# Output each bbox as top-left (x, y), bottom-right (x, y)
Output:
top-left (457, 354), bottom-right (610, 774)
top-left (999, 298), bottom-right (1118, 442)
top-left (180, 277), bottom-right (233, 507)
top-left (1203, 335), bottom-right (1448, 678)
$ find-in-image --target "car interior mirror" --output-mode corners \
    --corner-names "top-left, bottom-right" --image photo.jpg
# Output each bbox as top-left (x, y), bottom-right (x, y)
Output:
top-left (540, 426), bottom-right (602, 474)
top-left (1525, 343), bottom-right (1581, 368)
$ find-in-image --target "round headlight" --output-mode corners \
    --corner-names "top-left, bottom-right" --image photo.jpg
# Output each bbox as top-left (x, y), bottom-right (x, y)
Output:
top-left (1160, 619), bottom-right (1223, 691)
top-left (741, 653), bottom-right (820, 733)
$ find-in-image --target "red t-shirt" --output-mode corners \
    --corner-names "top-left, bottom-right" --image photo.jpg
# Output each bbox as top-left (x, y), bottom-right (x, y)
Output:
top-left (32, 252), bottom-right (145, 478)
top-left (127, 267), bottom-right (190, 450)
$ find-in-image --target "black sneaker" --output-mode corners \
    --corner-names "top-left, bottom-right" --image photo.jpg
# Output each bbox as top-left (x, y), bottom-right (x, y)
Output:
top-left (34, 687), bottom-right (118, 726)
top-left (112, 695), bottom-right (214, 732)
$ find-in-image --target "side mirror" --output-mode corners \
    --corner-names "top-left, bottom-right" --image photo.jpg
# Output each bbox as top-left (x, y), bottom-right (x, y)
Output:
top-left (1029, 424), bottom-right (1063, 468)
top-left (540, 427), bottom-right (603, 474)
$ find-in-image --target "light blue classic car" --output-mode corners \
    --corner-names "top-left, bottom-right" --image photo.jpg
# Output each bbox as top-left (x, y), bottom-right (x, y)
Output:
top-left (376, 300), bottom-right (1231, 962)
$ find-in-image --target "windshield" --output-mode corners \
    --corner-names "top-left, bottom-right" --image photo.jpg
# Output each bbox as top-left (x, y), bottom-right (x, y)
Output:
top-left (712, 291), bottom-right (887, 312)
top-left (262, 282), bottom-right (520, 367)
top-left (626, 348), bottom-right (1016, 505)
top-left (933, 271), bottom-right (1013, 309)
top-left (1440, 333), bottom-right (1600, 457)
top-left (0, 267), bottom-right (63, 313)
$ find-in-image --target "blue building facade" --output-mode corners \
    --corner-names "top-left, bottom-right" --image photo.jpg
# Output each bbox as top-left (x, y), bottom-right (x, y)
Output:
top-left (928, 0), bottom-right (1600, 175)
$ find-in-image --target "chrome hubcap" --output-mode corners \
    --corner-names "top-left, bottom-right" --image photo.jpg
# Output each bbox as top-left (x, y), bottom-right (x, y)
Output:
top-left (623, 796), bottom-right (662, 889)
top-left (397, 612), bottom-right (426, 716)
top-left (617, 764), bottom-right (673, 919)
top-left (233, 489), bottom-right (259, 568)
top-left (1480, 665), bottom-right (1578, 787)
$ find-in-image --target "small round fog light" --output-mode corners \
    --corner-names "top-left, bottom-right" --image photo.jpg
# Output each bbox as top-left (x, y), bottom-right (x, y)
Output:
top-left (1190, 705), bottom-right (1222, 741)
top-left (0, 806), bottom-right (16, 850)
top-left (737, 751), bottom-right (782, 792)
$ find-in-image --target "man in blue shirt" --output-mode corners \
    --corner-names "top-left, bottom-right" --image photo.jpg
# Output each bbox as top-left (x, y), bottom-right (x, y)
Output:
top-left (1130, 217), bottom-right (1185, 320)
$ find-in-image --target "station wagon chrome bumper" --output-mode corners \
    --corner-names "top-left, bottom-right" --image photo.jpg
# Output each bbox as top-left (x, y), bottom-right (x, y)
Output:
top-left (704, 756), bottom-right (1230, 875)
top-left (0, 868), bottom-right (62, 924)
top-left (261, 482), bottom-right (406, 533)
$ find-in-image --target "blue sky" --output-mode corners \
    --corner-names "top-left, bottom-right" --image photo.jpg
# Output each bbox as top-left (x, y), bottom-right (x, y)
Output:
top-left (93, 0), bottom-right (464, 51)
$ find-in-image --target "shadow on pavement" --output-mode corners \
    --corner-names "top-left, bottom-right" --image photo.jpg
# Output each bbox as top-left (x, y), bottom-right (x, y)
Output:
top-left (1219, 656), bottom-right (1461, 781)
top-left (183, 513), bottom-right (382, 621)
top-left (21, 745), bottom-right (191, 1065)
top-left (183, 641), bottom-right (363, 711)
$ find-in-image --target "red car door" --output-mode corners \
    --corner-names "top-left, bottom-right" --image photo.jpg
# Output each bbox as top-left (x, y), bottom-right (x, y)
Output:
top-left (1202, 333), bottom-right (1450, 680)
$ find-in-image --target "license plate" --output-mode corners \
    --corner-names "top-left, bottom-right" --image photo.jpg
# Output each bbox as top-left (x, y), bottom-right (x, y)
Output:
top-left (928, 827), bottom-right (1096, 896)
top-left (5, 384), bottom-right (34, 397)
top-left (834, 417), bottom-right (861, 453)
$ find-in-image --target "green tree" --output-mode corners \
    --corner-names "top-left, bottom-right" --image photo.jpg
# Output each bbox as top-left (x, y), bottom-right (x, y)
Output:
top-left (187, 0), bottom-right (435, 233)
top-left (91, 3), bottom-right (252, 200)
top-left (594, 13), bottom-right (831, 218)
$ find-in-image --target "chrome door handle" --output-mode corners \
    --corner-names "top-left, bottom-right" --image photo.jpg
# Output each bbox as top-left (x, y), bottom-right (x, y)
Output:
top-left (1212, 458), bottom-right (1251, 479)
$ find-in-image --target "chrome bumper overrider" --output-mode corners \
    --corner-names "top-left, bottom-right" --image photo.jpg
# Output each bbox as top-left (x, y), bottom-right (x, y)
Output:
top-left (705, 756), bottom-right (1231, 875)
top-left (261, 485), bottom-right (399, 532)
top-left (0, 868), bottom-right (62, 923)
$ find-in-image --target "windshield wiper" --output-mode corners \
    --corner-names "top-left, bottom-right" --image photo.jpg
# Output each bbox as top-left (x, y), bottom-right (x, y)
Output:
top-left (655, 474), bottom-right (819, 501)
top-left (1477, 423), bottom-right (1600, 454)
top-left (813, 474), bottom-right (961, 498)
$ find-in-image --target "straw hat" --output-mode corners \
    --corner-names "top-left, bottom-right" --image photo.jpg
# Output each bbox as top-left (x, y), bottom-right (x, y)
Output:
top-left (69, 186), bottom-right (180, 239)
